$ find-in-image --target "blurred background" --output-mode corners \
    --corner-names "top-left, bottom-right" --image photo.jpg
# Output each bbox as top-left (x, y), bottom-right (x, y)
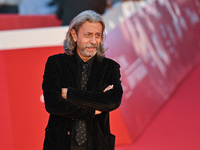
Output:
top-left (1, 0), bottom-right (200, 150)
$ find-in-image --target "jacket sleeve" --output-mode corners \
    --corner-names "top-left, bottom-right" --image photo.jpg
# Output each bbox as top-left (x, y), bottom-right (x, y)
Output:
top-left (67, 63), bottom-right (123, 112)
top-left (42, 56), bottom-right (95, 120)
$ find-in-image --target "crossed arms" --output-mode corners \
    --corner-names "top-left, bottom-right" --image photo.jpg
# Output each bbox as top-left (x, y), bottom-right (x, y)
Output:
top-left (61, 85), bottom-right (114, 115)
top-left (42, 56), bottom-right (123, 120)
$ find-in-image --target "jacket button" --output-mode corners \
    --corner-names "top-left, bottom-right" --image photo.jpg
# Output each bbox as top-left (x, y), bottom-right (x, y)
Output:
top-left (67, 131), bottom-right (70, 135)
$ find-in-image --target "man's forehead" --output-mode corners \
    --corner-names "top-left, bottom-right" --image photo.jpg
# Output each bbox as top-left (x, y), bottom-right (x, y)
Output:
top-left (79, 22), bottom-right (103, 33)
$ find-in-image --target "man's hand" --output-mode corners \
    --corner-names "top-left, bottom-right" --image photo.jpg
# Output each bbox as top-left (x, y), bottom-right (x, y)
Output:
top-left (103, 85), bottom-right (114, 92)
top-left (95, 110), bottom-right (102, 115)
top-left (95, 85), bottom-right (114, 115)
top-left (61, 88), bottom-right (68, 99)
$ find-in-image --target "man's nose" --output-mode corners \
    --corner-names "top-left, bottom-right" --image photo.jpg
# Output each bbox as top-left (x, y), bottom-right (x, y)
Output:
top-left (90, 36), bottom-right (97, 44)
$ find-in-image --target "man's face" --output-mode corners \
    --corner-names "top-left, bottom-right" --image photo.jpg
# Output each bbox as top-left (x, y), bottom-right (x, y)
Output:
top-left (71, 21), bottom-right (103, 61)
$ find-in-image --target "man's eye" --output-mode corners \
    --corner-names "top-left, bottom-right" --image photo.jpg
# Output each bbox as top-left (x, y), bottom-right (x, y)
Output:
top-left (85, 34), bottom-right (92, 37)
top-left (96, 34), bottom-right (101, 38)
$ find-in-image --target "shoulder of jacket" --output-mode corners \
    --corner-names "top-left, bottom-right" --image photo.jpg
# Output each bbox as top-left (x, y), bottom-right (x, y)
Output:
top-left (103, 57), bottom-right (119, 65)
top-left (102, 57), bottom-right (120, 68)
top-left (48, 53), bottom-right (71, 61)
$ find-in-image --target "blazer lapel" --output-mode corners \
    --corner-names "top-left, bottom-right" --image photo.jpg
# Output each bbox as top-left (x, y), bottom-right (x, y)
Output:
top-left (65, 54), bottom-right (81, 89)
top-left (65, 54), bottom-right (106, 91)
top-left (87, 57), bottom-right (106, 91)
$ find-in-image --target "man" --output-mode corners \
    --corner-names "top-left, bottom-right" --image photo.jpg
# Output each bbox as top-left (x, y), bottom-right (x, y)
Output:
top-left (42, 10), bottom-right (123, 150)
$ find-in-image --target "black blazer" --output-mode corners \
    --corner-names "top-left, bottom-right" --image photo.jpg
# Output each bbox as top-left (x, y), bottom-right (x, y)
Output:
top-left (42, 53), bottom-right (123, 150)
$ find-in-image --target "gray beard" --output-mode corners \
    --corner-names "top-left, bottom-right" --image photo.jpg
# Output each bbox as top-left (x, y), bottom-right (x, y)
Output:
top-left (78, 45), bottom-right (98, 57)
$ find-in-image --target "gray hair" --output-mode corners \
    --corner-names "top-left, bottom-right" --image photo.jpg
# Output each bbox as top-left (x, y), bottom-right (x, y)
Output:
top-left (63, 10), bottom-right (106, 59)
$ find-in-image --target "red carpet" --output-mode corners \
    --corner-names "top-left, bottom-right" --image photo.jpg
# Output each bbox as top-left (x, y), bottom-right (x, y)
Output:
top-left (116, 62), bottom-right (200, 150)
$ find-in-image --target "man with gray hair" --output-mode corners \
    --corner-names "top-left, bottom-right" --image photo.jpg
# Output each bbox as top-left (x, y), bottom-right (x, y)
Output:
top-left (42, 10), bottom-right (123, 150)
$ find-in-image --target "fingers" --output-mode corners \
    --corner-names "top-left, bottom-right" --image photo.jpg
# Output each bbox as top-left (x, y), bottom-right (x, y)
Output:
top-left (61, 88), bottom-right (68, 99)
top-left (97, 85), bottom-right (114, 115)
top-left (103, 85), bottom-right (114, 92)
top-left (95, 110), bottom-right (102, 115)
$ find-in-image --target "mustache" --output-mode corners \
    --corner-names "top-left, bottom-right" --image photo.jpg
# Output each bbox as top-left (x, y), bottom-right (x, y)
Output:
top-left (84, 44), bottom-right (98, 49)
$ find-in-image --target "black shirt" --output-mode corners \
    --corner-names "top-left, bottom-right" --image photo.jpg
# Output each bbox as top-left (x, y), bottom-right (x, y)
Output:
top-left (75, 53), bottom-right (95, 78)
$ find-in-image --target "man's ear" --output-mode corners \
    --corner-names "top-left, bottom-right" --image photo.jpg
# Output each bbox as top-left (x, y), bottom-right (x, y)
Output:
top-left (71, 29), bottom-right (77, 42)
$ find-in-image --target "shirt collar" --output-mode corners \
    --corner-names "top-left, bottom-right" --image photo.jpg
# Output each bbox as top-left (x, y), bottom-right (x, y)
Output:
top-left (76, 53), bottom-right (95, 68)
